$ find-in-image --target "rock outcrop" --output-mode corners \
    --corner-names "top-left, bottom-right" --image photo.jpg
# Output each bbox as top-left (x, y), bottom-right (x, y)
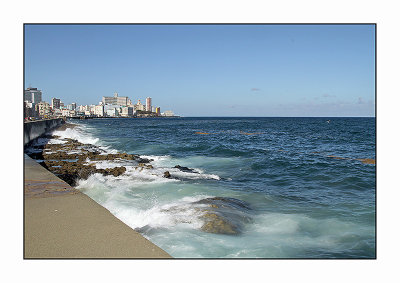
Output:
top-left (174, 165), bottom-right (198, 173)
top-left (193, 197), bottom-right (253, 235)
top-left (26, 135), bottom-right (140, 186)
top-left (157, 197), bottom-right (253, 235)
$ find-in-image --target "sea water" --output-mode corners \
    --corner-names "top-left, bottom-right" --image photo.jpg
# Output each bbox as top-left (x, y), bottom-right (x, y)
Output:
top-left (51, 117), bottom-right (375, 258)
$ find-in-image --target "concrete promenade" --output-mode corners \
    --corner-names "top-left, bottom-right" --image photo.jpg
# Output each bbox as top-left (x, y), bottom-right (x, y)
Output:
top-left (24, 154), bottom-right (171, 258)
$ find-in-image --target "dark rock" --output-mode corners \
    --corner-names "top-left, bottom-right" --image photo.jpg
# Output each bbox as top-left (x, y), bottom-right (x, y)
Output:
top-left (163, 171), bottom-right (171, 178)
top-left (194, 197), bottom-right (253, 235)
top-left (200, 213), bottom-right (239, 235)
top-left (56, 173), bottom-right (77, 186)
top-left (174, 165), bottom-right (198, 173)
top-left (159, 196), bottom-right (253, 235)
top-left (135, 157), bottom-right (153, 163)
top-left (77, 167), bottom-right (97, 179)
top-left (137, 163), bottom-right (153, 169)
top-left (107, 166), bottom-right (126, 177)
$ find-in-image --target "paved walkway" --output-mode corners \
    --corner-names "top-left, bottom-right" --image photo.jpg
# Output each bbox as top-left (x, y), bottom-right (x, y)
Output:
top-left (24, 154), bottom-right (171, 258)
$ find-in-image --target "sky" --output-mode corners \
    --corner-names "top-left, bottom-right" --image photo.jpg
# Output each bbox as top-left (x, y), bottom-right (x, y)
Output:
top-left (24, 24), bottom-right (375, 117)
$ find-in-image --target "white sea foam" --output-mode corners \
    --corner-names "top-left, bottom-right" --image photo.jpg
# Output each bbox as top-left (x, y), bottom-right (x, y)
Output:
top-left (105, 194), bottom-right (214, 231)
top-left (140, 155), bottom-right (172, 165)
top-left (47, 139), bottom-right (67, 144)
top-left (52, 127), bottom-right (99, 145)
top-left (168, 169), bottom-right (221, 180)
top-left (76, 173), bottom-right (213, 231)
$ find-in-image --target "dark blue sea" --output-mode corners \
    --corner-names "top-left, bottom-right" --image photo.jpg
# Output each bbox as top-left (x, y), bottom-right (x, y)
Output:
top-left (55, 117), bottom-right (376, 258)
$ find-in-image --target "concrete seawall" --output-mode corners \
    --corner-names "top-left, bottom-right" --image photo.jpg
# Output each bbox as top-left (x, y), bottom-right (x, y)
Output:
top-left (24, 118), bottom-right (65, 145)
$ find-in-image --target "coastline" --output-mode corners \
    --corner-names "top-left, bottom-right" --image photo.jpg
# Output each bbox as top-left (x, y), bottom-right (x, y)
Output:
top-left (24, 125), bottom-right (172, 258)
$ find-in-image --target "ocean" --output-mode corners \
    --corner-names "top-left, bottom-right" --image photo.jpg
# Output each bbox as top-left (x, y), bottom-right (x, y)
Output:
top-left (50, 117), bottom-right (376, 258)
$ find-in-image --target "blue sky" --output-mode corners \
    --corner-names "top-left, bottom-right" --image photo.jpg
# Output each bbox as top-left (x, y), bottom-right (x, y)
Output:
top-left (24, 24), bottom-right (375, 117)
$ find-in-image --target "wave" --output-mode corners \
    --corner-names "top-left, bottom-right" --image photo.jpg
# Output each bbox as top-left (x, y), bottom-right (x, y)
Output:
top-left (52, 126), bottom-right (100, 145)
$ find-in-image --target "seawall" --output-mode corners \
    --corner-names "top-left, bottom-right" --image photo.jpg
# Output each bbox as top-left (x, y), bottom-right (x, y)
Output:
top-left (24, 118), bottom-right (65, 145)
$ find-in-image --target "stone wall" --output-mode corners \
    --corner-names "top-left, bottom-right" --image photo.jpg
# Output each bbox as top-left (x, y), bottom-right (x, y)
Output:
top-left (24, 118), bottom-right (65, 145)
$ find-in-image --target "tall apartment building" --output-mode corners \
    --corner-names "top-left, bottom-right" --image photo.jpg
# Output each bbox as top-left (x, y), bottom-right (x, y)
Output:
top-left (24, 87), bottom-right (42, 104)
top-left (146, 97), bottom-right (152, 112)
top-left (51, 98), bottom-right (60, 109)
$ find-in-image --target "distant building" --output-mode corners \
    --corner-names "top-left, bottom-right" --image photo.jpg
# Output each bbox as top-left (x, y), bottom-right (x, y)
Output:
top-left (62, 109), bottom-right (73, 117)
top-left (53, 108), bottom-right (63, 117)
top-left (121, 106), bottom-right (134, 117)
top-left (134, 99), bottom-right (145, 111)
top-left (106, 108), bottom-right (118, 117)
top-left (102, 92), bottom-right (129, 106)
top-left (36, 101), bottom-right (51, 118)
top-left (89, 105), bottom-right (96, 115)
top-left (146, 97), bottom-right (152, 112)
top-left (155, 107), bottom-right (161, 116)
top-left (24, 101), bottom-right (37, 118)
top-left (66, 103), bottom-right (76, 111)
top-left (104, 105), bottom-right (121, 117)
top-left (94, 105), bottom-right (104, 117)
top-left (51, 98), bottom-right (61, 109)
top-left (24, 87), bottom-right (42, 104)
top-left (163, 110), bottom-right (175, 117)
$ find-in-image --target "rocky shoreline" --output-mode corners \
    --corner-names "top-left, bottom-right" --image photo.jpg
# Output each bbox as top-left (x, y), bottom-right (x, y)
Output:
top-left (26, 134), bottom-right (153, 186)
top-left (24, 123), bottom-right (253, 235)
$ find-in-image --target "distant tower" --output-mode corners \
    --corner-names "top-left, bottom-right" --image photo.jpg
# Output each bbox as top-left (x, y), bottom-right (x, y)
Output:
top-left (24, 87), bottom-right (42, 103)
top-left (51, 98), bottom-right (61, 109)
top-left (114, 92), bottom-right (118, 98)
top-left (146, 97), bottom-right (152, 112)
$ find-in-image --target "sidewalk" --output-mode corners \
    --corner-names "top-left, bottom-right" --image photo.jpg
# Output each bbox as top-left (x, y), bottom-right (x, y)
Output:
top-left (24, 154), bottom-right (171, 258)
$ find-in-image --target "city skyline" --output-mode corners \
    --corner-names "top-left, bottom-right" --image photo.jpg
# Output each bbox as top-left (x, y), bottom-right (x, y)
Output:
top-left (25, 24), bottom-right (375, 117)
top-left (24, 86), bottom-right (173, 118)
